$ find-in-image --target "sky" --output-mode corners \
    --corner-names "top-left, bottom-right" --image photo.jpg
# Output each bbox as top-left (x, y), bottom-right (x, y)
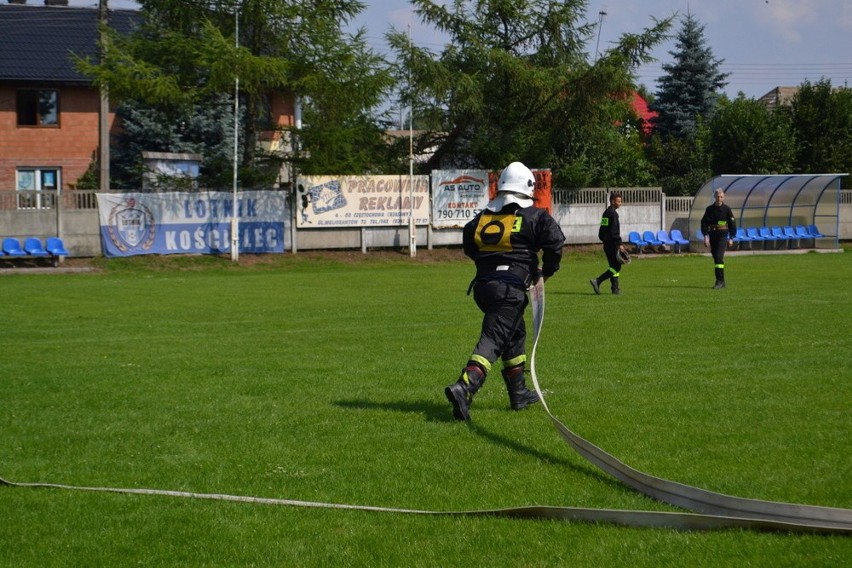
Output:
top-left (63, 0), bottom-right (852, 100)
top-left (347, 0), bottom-right (852, 100)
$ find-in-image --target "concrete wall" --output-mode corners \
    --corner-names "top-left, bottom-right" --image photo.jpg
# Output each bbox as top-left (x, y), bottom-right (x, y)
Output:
top-left (1, 191), bottom-right (848, 258)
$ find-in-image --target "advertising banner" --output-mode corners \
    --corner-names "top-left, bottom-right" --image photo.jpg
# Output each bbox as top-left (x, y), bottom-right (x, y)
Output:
top-left (430, 170), bottom-right (489, 228)
top-left (96, 191), bottom-right (288, 257)
top-left (295, 175), bottom-right (429, 228)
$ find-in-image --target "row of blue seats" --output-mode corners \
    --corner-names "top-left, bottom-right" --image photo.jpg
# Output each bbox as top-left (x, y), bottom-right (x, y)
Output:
top-left (629, 230), bottom-right (690, 253)
top-left (695, 225), bottom-right (826, 247)
top-left (631, 224), bottom-right (827, 254)
top-left (2, 236), bottom-right (69, 260)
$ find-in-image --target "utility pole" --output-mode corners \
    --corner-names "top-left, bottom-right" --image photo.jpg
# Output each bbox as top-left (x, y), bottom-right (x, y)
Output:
top-left (98, 0), bottom-right (109, 191)
top-left (594, 10), bottom-right (607, 64)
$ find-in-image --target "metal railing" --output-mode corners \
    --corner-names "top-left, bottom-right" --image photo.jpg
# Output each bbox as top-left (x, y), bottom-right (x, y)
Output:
top-left (0, 190), bottom-right (100, 211)
top-left (666, 196), bottom-right (693, 213)
top-left (552, 187), bottom-right (663, 206)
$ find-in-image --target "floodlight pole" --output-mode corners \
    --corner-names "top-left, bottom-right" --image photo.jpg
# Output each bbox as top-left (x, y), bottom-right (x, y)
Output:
top-left (230, 4), bottom-right (240, 262)
top-left (98, 0), bottom-right (110, 192)
top-left (408, 25), bottom-right (416, 258)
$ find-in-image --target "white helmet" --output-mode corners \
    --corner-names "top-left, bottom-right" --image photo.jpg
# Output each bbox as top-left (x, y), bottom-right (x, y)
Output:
top-left (497, 162), bottom-right (535, 197)
top-left (487, 162), bottom-right (536, 211)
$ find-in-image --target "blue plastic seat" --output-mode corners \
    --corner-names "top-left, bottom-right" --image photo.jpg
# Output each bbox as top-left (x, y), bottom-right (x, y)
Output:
top-left (807, 224), bottom-right (825, 238)
top-left (628, 231), bottom-right (648, 253)
top-left (45, 237), bottom-right (69, 256)
top-left (2, 237), bottom-right (27, 256)
top-left (669, 229), bottom-right (689, 252)
top-left (759, 226), bottom-right (781, 241)
top-left (782, 226), bottom-right (799, 247)
top-left (771, 226), bottom-right (789, 241)
top-left (24, 237), bottom-right (50, 256)
top-left (670, 229), bottom-right (689, 246)
top-left (783, 226), bottom-right (797, 239)
top-left (733, 228), bottom-right (750, 242)
top-left (731, 227), bottom-right (752, 249)
top-left (643, 230), bottom-right (664, 247)
top-left (656, 230), bottom-right (677, 246)
top-left (795, 225), bottom-right (811, 239)
top-left (746, 227), bottom-right (765, 241)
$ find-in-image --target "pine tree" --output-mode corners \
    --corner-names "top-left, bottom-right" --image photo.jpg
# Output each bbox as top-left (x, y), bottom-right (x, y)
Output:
top-left (388, 0), bottom-right (670, 187)
top-left (650, 13), bottom-right (728, 140)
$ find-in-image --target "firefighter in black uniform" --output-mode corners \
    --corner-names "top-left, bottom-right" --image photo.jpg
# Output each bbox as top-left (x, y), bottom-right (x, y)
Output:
top-left (701, 188), bottom-right (736, 289)
top-left (444, 162), bottom-right (565, 421)
top-left (590, 192), bottom-right (627, 295)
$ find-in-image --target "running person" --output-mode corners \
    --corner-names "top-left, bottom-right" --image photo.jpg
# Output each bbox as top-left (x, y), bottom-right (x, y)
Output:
top-left (445, 162), bottom-right (565, 421)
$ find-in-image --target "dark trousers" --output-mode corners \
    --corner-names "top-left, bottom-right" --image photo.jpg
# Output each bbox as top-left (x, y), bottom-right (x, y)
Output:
top-left (709, 232), bottom-right (728, 281)
top-left (470, 279), bottom-right (528, 369)
top-left (596, 240), bottom-right (622, 289)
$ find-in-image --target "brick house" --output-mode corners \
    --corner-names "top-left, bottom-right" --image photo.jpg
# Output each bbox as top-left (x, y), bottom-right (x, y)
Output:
top-left (0, 2), bottom-right (141, 193)
top-left (0, 1), bottom-right (298, 196)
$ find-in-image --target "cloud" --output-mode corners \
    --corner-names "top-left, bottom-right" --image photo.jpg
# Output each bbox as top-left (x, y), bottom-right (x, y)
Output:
top-left (760, 0), bottom-right (823, 42)
top-left (841, 3), bottom-right (852, 31)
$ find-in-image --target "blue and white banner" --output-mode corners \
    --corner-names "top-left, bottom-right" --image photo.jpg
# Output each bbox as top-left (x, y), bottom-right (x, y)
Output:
top-left (96, 191), bottom-right (288, 257)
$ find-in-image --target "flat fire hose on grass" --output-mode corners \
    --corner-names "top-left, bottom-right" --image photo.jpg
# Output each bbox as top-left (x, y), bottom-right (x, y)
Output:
top-left (524, 278), bottom-right (851, 534)
top-left (2, 280), bottom-right (851, 534)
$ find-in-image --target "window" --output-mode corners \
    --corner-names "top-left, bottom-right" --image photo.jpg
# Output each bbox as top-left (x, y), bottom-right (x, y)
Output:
top-left (17, 89), bottom-right (59, 126)
top-left (16, 168), bottom-right (60, 209)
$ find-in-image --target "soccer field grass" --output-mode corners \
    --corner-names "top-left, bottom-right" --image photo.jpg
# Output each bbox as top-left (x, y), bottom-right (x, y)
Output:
top-left (1, 249), bottom-right (850, 566)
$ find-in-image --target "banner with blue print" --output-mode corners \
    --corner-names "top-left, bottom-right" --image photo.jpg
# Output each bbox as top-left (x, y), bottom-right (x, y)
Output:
top-left (96, 191), bottom-right (288, 257)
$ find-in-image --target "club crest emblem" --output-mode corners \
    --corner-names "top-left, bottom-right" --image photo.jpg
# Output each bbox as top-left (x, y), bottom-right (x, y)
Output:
top-left (107, 198), bottom-right (156, 252)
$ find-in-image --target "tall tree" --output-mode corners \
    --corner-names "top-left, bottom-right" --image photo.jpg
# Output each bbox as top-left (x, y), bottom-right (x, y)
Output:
top-left (645, 13), bottom-right (727, 195)
top-left (650, 13), bottom-right (728, 140)
top-left (709, 95), bottom-right (795, 175)
top-left (77, 0), bottom-right (396, 186)
top-left (783, 79), bottom-right (852, 181)
top-left (387, 0), bottom-right (670, 187)
top-left (109, 95), bottom-right (240, 189)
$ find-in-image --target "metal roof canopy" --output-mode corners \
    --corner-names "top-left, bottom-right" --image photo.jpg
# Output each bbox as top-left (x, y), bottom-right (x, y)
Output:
top-left (689, 174), bottom-right (848, 249)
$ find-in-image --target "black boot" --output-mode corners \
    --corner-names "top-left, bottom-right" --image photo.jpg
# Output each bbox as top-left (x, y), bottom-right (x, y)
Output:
top-left (445, 365), bottom-right (485, 421)
top-left (589, 278), bottom-right (601, 295)
top-left (502, 364), bottom-right (539, 410)
top-left (611, 277), bottom-right (621, 295)
top-left (714, 267), bottom-right (725, 289)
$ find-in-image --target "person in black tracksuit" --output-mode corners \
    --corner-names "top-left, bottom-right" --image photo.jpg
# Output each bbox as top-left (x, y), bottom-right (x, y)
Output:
top-left (590, 192), bottom-right (627, 295)
top-left (701, 188), bottom-right (736, 289)
top-left (444, 162), bottom-right (565, 421)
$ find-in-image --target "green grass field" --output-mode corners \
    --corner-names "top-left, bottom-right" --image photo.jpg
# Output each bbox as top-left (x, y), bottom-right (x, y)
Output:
top-left (1, 248), bottom-right (850, 566)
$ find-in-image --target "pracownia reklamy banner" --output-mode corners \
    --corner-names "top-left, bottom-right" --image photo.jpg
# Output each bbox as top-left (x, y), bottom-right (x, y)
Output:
top-left (296, 175), bottom-right (430, 228)
top-left (96, 191), bottom-right (288, 257)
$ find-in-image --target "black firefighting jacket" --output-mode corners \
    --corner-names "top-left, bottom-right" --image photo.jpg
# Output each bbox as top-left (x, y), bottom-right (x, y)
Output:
top-left (463, 203), bottom-right (565, 287)
top-left (701, 203), bottom-right (737, 237)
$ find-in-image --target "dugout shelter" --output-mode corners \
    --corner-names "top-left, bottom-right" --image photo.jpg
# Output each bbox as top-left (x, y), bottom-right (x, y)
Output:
top-left (689, 174), bottom-right (847, 250)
